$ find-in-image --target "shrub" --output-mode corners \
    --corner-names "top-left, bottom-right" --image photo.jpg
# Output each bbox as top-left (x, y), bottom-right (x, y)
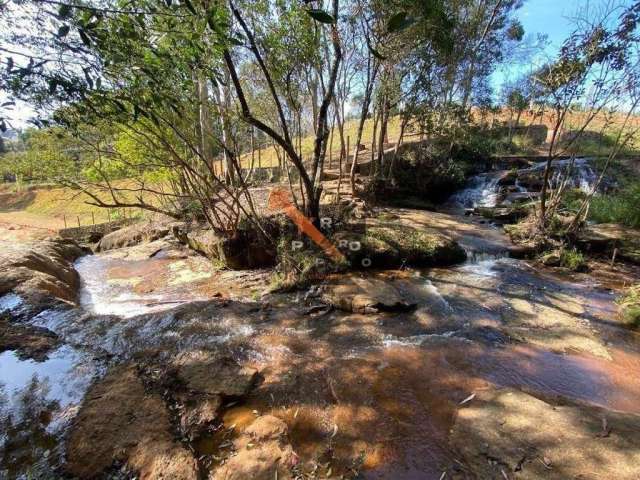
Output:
top-left (559, 248), bottom-right (587, 271)
top-left (618, 285), bottom-right (640, 328)
top-left (588, 181), bottom-right (640, 228)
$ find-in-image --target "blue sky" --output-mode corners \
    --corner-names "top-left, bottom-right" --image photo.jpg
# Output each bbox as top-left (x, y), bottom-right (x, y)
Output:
top-left (491, 0), bottom-right (635, 94)
top-left (519, 0), bottom-right (585, 53)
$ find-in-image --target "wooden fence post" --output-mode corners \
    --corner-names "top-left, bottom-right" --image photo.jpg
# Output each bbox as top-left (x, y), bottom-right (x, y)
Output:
top-left (63, 214), bottom-right (67, 229)
top-left (77, 216), bottom-right (81, 227)
top-left (91, 212), bottom-right (95, 225)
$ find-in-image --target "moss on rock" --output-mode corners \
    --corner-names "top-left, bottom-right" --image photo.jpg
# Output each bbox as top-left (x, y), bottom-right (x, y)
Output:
top-left (336, 223), bottom-right (467, 269)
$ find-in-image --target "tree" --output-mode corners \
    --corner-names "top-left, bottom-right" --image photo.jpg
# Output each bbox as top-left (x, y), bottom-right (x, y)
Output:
top-left (536, 3), bottom-right (640, 231)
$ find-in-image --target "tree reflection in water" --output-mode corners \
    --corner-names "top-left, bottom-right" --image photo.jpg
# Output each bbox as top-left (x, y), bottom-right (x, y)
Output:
top-left (0, 376), bottom-right (60, 479)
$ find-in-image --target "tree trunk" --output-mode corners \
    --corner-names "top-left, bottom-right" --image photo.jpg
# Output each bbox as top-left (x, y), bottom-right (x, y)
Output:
top-left (349, 57), bottom-right (377, 197)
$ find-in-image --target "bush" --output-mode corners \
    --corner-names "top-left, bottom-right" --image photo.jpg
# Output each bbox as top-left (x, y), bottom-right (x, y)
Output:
top-left (395, 146), bottom-right (466, 202)
top-left (559, 248), bottom-right (587, 271)
top-left (496, 134), bottom-right (537, 155)
top-left (618, 285), bottom-right (640, 328)
top-left (589, 181), bottom-right (640, 228)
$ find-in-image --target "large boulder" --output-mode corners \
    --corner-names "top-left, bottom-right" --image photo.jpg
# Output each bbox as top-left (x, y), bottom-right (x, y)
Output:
top-left (0, 238), bottom-right (85, 315)
top-left (96, 221), bottom-right (172, 252)
top-left (578, 223), bottom-right (640, 264)
top-left (322, 273), bottom-right (416, 313)
top-left (475, 206), bottom-right (529, 223)
top-left (334, 223), bottom-right (467, 270)
top-left (180, 226), bottom-right (276, 270)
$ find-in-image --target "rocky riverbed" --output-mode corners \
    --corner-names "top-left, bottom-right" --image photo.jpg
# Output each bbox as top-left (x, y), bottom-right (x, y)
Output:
top-left (1, 202), bottom-right (640, 479)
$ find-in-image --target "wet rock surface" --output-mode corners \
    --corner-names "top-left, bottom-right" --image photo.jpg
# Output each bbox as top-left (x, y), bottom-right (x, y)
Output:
top-left (0, 238), bottom-right (85, 316)
top-left (175, 351), bottom-right (259, 398)
top-left (66, 364), bottom-right (199, 480)
top-left (2, 200), bottom-right (640, 480)
top-left (0, 313), bottom-right (59, 360)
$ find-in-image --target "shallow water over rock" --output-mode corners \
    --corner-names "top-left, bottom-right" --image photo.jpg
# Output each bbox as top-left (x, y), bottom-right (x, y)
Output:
top-left (0, 346), bottom-right (101, 479)
top-left (75, 244), bottom-right (215, 318)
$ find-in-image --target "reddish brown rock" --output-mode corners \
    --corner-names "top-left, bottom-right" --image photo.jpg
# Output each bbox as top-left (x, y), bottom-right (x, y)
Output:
top-left (66, 365), bottom-right (198, 480)
top-left (209, 415), bottom-right (296, 480)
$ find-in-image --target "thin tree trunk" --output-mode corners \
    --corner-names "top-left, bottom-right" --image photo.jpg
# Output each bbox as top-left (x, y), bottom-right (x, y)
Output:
top-left (349, 54), bottom-right (378, 198)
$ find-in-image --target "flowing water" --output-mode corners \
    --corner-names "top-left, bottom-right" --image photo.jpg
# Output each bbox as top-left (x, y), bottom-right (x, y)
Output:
top-left (447, 171), bottom-right (505, 209)
top-left (447, 157), bottom-right (600, 211)
top-left (1, 160), bottom-right (639, 478)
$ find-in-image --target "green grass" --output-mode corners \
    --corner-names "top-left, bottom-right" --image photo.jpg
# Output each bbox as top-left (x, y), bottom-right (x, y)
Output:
top-left (589, 181), bottom-right (640, 228)
top-left (0, 181), bottom-right (154, 227)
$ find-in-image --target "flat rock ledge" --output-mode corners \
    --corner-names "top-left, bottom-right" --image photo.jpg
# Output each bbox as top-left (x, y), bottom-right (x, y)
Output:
top-left (450, 387), bottom-right (640, 480)
top-left (95, 221), bottom-right (173, 252)
top-left (322, 273), bottom-right (417, 313)
top-left (66, 365), bottom-right (199, 480)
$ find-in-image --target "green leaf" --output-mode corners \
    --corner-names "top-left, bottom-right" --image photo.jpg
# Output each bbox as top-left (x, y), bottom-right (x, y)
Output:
top-left (387, 12), bottom-right (414, 33)
top-left (306, 9), bottom-right (335, 24)
top-left (96, 77), bottom-right (102, 89)
top-left (182, 0), bottom-right (197, 15)
top-left (57, 25), bottom-right (70, 38)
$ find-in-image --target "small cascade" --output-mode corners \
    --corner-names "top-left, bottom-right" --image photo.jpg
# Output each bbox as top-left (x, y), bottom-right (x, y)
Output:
top-left (447, 157), bottom-right (600, 213)
top-left (447, 171), bottom-right (505, 210)
top-left (522, 157), bottom-right (598, 193)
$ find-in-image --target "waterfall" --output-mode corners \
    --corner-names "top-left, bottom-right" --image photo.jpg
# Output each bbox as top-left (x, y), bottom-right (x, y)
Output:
top-left (524, 158), bottom-right (598, 193)
top-left (447, 171), bottom-right (505, 209)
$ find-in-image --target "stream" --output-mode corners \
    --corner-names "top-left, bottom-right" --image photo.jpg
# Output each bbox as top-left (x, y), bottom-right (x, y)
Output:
top-left (1, 157), bottom-right (639, 479)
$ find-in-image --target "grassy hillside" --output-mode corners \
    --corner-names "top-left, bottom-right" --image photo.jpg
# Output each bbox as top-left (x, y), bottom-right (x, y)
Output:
top-left (234, 116), bottom-right (405, 169)
top-left (0, 183), bottom-right (148, 230)
top-left (1, 108), bottom-right (637, 232)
